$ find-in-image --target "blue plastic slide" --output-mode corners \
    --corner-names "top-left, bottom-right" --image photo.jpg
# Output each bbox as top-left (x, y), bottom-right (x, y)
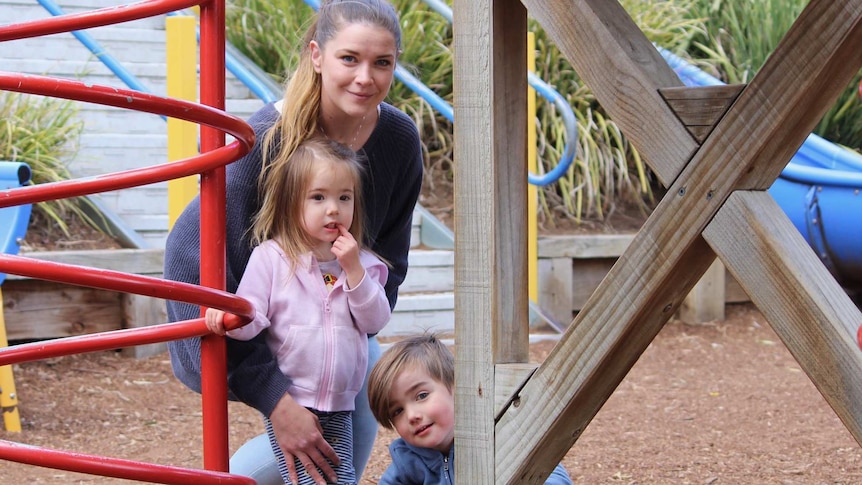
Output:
top-left (0, 162), bottom-right (32, 285)
top-left (660, 48), bottom-right (862, 293)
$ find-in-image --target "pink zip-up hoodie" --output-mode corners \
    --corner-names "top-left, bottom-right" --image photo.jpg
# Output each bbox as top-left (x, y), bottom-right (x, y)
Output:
top-left (227, 239), bottom-right (391, 412)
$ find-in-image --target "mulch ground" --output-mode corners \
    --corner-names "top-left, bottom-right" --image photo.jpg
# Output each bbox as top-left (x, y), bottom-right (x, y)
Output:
top-left (0, 303), bottom-right (859, 484)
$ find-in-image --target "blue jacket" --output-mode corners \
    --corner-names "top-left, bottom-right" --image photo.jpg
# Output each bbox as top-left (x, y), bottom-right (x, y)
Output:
top-left (379, 438), bottom-right (573, 484)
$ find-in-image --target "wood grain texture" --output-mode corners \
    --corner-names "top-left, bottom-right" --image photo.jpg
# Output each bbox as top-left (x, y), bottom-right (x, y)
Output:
top-left (520, 0), bottom-right (695, 186)
top-left (495, 363), bottom-right (539, 418)
top-left (538, 234), bottom-right (633, 259)
top-left (704, 191), bottom-right (862, 441)
top-left (659, 84), bottom-right (745, 143)
top-left (491, 0), bottom-right (529, 364)
top-left (493, 1), bottom-right (862, 482)
top-left (6, 249), bottom-right (164, 279)
top-left (3, 250), bottom-right (165, 351)
top-left (452, 0), bottom-right (527, 482)
top-left (679, 258), bottom-right (726, 322)
top-left (3, 280), bottom-right (122, 340)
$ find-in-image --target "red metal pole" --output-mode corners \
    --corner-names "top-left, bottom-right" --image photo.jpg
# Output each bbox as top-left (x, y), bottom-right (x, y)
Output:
top-left (0, 440), bottom-right (255, 484)
top-left (198, 0), bottom-right (231, 472)
top-left (0, 0), bottom-right (254, 478)
top-left (0, 0), bottom-right (201, 41)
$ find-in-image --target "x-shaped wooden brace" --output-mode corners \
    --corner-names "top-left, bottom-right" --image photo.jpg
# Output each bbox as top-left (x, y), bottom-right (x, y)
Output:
top-left (495, 0), bottom-right (862, 481)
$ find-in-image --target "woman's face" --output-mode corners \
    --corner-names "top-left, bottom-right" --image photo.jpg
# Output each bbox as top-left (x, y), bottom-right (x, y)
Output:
top-left (310, 22), bottom-right (398, 120)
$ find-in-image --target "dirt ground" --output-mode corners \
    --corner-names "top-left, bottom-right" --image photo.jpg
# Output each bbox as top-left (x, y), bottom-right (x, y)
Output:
top-left (0, 303), bottom-right (860, 484)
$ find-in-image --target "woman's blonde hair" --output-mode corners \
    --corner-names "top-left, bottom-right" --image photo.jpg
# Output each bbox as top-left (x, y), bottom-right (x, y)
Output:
top-left (255, 0), bottom-right (402, 246)
top-left (252, 137), bottom-right (365, 263)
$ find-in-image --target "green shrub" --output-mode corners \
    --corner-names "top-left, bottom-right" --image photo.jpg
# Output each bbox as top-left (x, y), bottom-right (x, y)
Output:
top-left (224, 0), bottom-right (861, 228)
top-left (687, 0), bottom-right (862, 152)
top-left (0, 91), bottom-right (100, 236)
top-left (224, 0), bottom-right (314, 82)
top-left (532, 0), bottom-right (707, 225)
top-left (224, 0), bottom-right (692, 225)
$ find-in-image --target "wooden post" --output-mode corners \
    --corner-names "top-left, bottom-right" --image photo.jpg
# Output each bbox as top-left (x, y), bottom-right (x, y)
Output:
top-left (706, 191), bottom-right (862, 439)
top-left (491, 0), bottom-right (862, 482)
top-left (453, 0), bottom-right (528, 482)
top-left (527, 32), bottom-right (538, 305)
top-left (679, 258), bottom-right (726, 323)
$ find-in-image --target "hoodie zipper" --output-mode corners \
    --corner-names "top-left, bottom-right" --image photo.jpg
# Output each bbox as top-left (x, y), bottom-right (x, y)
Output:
top-left (317, 262), bottom-right (335, 411)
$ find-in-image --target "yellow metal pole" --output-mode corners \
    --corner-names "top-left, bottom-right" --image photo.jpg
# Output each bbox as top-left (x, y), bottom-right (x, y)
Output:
top-left (0, 287), bottom-right (21, 432)
top-left (167, 15), bottom-right (200, 229)
top-left (527, 32), bottom-right (538, 302)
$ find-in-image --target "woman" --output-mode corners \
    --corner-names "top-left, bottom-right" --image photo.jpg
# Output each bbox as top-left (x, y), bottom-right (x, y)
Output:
top-left (163, 1), bottom-right (423, 483)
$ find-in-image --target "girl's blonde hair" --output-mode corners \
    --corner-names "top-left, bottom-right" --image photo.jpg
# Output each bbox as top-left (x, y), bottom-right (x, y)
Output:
top-left (252, 137), bottom-right (365, 263)
top-left (255, 0), bottom-right (402, 245)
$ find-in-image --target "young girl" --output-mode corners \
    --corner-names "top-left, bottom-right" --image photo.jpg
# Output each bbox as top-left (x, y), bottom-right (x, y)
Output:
top-left (205, 137), bottom-right (391, 485)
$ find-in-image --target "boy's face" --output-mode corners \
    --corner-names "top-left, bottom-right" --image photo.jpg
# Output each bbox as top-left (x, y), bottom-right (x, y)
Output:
top-left (387, 365), bottom-right (455, 454)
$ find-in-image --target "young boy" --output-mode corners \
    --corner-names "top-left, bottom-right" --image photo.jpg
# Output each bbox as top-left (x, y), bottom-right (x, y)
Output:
top-left (367, 334), bottom-right (573, 484)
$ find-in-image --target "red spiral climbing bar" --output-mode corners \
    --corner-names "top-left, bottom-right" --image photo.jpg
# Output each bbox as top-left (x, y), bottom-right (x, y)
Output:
top-left (0, 0), bottom-right (256, 482)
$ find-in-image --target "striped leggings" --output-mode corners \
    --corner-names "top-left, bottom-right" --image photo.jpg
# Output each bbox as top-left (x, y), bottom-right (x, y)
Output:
top-left (265, 409), bottom-right (356, 485)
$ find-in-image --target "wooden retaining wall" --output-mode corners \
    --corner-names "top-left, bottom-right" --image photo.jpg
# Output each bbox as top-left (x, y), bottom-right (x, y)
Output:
top-left (1, 234), bottom-right (750, 360)
top-left (2, 249), bottom-right (166, 359)
top-left (537, 234), bottom-right (749, 325)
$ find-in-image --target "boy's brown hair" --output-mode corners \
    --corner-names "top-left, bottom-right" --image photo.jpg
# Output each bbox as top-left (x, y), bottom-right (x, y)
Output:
top-left (367, 333), bottom-right (454, 430)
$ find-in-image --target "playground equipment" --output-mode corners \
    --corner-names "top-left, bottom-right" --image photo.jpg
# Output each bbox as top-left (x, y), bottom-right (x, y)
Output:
top-left (0, 0), bottom-right (260, 481)
top-left (449, 0), bottom-right (862, 482)
top-left (661, 48), bottom-right (862, 294)
top-left (1, 1), bottom-right (860, 484)
top-left (0, 163), bottom-right (33, 262)
top-left (0, 161), bottom-right (32, 434)
top-left (769, 141), bottom-right (862, 292)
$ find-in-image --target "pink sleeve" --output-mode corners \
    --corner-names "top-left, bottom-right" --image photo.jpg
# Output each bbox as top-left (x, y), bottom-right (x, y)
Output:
top-left (226, 244), bottom-right (275, 340)
top-left (346, 252), bottom-right (392, 334)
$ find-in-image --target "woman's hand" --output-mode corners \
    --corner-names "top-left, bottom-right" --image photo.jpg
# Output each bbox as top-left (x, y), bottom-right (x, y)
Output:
top-left (270, 393), bottom-right (340, 484)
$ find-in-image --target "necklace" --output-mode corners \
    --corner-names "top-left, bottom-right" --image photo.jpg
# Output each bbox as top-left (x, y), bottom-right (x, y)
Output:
top-left (319, 113), bottom-right (367, 151)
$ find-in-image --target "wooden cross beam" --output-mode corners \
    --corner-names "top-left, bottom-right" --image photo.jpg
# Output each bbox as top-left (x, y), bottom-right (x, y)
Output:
top-left (452, 0), bottom-right (862, 483)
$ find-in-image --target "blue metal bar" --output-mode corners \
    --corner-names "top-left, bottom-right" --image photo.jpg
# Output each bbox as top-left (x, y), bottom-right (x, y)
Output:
top-left (225, 42), bottom-right (282, 103)
top-left (35, 0), bottom-right (154, 97)
top-left (36, 2), bottom-right (281, 110)
top-left (395, 64), bottom-right (453, 122)
top-left (421, 0), bottom-right (452, 23)
top-left (167, 10), bottom-right (283, 103)
top-left (527, 72), bottom-right (577, 186)
top-left (24, 0), bottom-right (159, 248)
top-left (398, 0), bottom-right (577, 186)
top-left (657, 47), bottom-right (723, 87)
